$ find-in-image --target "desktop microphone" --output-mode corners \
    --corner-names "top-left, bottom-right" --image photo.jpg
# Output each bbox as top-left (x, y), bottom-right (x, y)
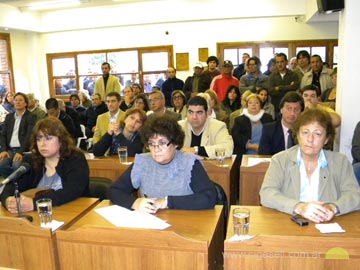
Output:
top-left (0, 163), bottom-right (31, 187)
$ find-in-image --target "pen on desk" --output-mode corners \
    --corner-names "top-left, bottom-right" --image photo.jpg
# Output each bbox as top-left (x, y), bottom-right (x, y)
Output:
top-left (144, 194), bottom-right (153, 205)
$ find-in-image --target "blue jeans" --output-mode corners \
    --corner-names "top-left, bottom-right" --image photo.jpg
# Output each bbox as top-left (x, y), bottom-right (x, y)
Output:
top-left (0, 148), bottom-right (22, 178)
top-left (353, 162), bottom-right (360, 186)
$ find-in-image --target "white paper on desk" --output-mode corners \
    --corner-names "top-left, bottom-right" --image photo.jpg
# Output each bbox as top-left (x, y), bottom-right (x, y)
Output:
top-left (226, 234), bottom-right (255, 242)
top-left (315, 222), bottom-right (346, 233)
top-left (95, 205), bottom-right (171, 230)
top-left (41, 220), bottom-right (64, 231)
top-left (247, 157), bottom-right (271, 167)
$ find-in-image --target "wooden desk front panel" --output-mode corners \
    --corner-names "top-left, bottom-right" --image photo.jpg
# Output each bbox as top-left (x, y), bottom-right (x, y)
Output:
top-left (0, 198), bottom-right (99, 270)
top-left (57, 201), bottom-right (224, 270)
top-left (0, 217), bottom-right (57, 270)
top-left (224, 206), bottom-right (360, 270)
top-left (240, 155), bottom-right (270, 206)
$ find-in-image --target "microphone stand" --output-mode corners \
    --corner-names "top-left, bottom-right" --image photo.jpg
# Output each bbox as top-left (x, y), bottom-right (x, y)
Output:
top-left (13, 181), bottom-right (33, 222)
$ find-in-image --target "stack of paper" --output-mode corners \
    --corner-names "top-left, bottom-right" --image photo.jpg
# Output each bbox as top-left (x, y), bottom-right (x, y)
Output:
top-left (95, 205), bottom-right (171, 230)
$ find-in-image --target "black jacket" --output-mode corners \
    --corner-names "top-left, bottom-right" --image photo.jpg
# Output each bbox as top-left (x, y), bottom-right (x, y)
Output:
top-left (0, 110), bottom-right (37, 154)
top-left (1, 153), bottom-right (90, 208)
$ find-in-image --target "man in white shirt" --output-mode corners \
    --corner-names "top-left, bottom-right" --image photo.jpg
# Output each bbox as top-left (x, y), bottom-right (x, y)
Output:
top-left (92, 92), bottom-right (125, 145)
top-left (179, 96), bottom-right (234, 159)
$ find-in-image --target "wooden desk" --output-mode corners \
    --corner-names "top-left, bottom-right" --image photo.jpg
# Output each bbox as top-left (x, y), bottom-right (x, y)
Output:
top-left (56, 200), bottom-right (224, 270)
top-left (0, 198), bottom-right (99, 270)
top-left (239, 155), bottom-right (270, 205)
top-left (224, 206), bottom-right (360, 270)
top-left (87, 155), bottom-right (236, 205)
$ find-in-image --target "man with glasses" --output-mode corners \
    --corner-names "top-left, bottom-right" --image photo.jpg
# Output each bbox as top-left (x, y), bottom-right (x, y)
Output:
top-left (92, 92), bottom-right (125, 146)
top-left (179, 96), bottom-right (233, 159)
top-left (259, 92), bottom-right (304, 155)
top-left (147, 90), bottom-right (181, 122)
top-left (239, 56), bottom-right (269, 94)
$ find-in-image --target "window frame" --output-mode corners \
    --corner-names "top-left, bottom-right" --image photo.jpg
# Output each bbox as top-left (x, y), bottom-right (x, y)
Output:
top-left (0, 32), bottom-right (16, 94)
top-left (46, 45), bottom-right (173, 99)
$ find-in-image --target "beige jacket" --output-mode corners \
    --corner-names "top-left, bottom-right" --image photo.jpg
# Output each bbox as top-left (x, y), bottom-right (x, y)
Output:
top-left (260, 146), bottom-right (360, 215)
top-left (178, 117), bottom-right (234, 159)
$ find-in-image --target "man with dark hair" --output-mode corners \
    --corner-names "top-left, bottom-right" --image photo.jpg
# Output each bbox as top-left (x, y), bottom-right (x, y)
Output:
top-left (300, 84), bottom-right (341, 128)
top-left (94, 62), bottom-right (121, 100)
top-left (161, 67), bottom-right (184, 107)
top-left (295, 50), bottom-right (311, 80)
top-left (259, 92), bottom-right (304, 155)
top-left (269, 52), bottom-right (300, 114)
top-left (178, 96), bottom-right (233, 159)
top-left (92, 91), bottom-right (125, 145)
top-left (0, 92), bottom-right (37, 177)
top-left (85, 93), bottom-right (108, 138)
top-left (301, 54), bottom-right (333, 93)
top-left (203, 56), bottom-right (220, 79)
top-left (233, 52), bottom-right (250, 80)
top-left (45, 98), bottom-right (76, 139)
top-left (239, 56), bottom-right (269, 94)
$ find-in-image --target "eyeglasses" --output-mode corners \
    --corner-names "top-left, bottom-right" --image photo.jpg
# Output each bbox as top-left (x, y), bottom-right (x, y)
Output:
top-left (173, 95), bottom-right (183, 100)
top-left (147, 140), bottom-right (172, 149)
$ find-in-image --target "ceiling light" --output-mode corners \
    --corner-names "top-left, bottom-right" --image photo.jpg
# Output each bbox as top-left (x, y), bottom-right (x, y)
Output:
top-left (26, 0), bottom-right (85, 11)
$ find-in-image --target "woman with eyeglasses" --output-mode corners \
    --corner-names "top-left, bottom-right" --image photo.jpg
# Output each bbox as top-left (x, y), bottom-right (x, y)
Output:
top-left (1, 117), bottom-right (89, 213)
top-left (109, 115), bottom-right (217, 213)
top-left (169, 90), bottom-right (187, 120)
top-left (260, 108), bottom-right (360, 223)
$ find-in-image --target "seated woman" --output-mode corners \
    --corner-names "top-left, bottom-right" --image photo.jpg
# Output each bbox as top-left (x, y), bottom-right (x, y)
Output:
top-left (221, 85), bottom-right (241, 115)
top-left (257, 87), bottom-right (275, 120)
top-left (92, 108), bottom-right (147, 157)
top-left (109, 115), bottom-right (217, 213)
top-left (260, 108), bottom-right (360, 223)
top-left (231, 93), bottom-right (273, 156)
top-left (169, 90), bottom-right (187, 120)
top-left (133, 93), bottom-right (150, 112)
top-left (1, 117), bottom-right (90, 213)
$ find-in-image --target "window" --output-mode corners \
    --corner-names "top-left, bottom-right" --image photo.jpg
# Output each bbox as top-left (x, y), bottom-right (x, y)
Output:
top-left (46, 46), bottom-right (173, 98)
top-left (0, 33), bottom-right (15, 100)
top-left (219, 40), bottom-right (338, 73)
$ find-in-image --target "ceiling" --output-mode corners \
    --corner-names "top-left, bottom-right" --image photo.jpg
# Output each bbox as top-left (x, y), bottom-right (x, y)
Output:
top-left (0, 0), bottom-right (159, 11)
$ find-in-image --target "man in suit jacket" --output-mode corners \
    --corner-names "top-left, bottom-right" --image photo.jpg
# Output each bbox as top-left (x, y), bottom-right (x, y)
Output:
top-left (94, 62), bottom-right (121, 100)
top-left (258, 92), bottom-right (304, 155)
top-left (93, 92), bottom-right (125, 145)
top-left (0, 92), bottom-right (37, 177)
top-left (178, 96), bottom-right (233, 159)
top-left (147, 90), bottom-right (181, 122)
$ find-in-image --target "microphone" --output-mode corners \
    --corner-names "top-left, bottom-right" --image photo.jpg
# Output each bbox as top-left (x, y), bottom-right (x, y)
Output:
top-left (0, 163), bottom-right (30, 187)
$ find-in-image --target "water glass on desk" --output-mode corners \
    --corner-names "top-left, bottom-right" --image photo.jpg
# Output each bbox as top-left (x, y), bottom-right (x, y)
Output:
top-left (118, 146), bottom-right (128, 164)
top-left (36, 198), bottom-right (52, 228)
top-left (215, 147), bottom-right (225, 165)
top-left (233, 207), bottom-right (250, 238)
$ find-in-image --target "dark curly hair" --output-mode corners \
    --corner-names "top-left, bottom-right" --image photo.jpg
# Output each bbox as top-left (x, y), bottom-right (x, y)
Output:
top-left (140, 115), bottom-right (185, 150)
top-left (30, 117), bottom-right (82, 168)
